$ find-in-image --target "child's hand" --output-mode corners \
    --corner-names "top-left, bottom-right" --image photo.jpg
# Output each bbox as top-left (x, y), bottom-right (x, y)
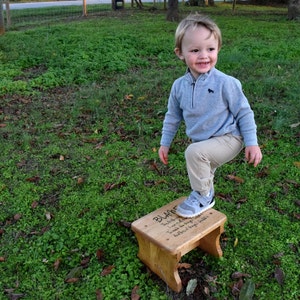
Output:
top-left (159, 146), bottom-right (170, 165)
top-left (245, 145), bottom-right (262, 167)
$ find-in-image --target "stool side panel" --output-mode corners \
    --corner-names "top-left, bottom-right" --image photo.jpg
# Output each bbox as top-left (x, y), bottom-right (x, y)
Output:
top-left (198, 225), bottom-right (225, 257)
top-left (134, 232), bottom-right (182, 292)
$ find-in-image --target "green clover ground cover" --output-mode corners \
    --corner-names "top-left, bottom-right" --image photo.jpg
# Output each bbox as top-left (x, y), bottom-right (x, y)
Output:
top-left (0, 4), bottom-right (299, 299)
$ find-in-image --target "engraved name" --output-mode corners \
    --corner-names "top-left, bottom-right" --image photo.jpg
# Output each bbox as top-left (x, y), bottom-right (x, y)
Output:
top-left (152, 206), bottom-right (210, 237)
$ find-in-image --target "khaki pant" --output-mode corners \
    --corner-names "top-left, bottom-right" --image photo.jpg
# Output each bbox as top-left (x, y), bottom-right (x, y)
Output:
top-left (185, 134), bottom-right (244, 196)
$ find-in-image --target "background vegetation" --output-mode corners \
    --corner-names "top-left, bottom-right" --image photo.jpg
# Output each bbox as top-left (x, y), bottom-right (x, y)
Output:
top-left (0, 3), bottom-right (299, 299)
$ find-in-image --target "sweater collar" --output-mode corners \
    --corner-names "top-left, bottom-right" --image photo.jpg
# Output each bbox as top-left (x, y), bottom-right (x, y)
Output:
top-left (185, 67), bottom-right (214, 83)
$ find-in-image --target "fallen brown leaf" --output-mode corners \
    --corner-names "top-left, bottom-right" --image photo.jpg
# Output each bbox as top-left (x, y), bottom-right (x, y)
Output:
top-left (274, 267), bottom-right (284, 285)
top-left (65, 278), bottom-right (80, 283)
top-left (124, 94), bottom-right (134, 100)
top-left (178, 263), bottom-right (192, 269)
top-left (216, 193), bottom-right (233, 202)
top-left (227, 174), bottom-right (245, 183)
top-left (203, 286), bottom-right (210, 296)
top-left (144, 179), bottom-right (167, 187)
top-left (294, 213), bottom-right (300, 220)
top-left (231, 278), bottom-right (244, 296)
top-left (273, 252), bottom-right (284, 259)
top-left (80, 256), bottom-right (90, 268)
top-left (149, 161), bottom-right (162, 175)
top-left (269, 192), bottom-right (278, 199)
top-left (26, 176), bottom-right (41, 183)
top-left (95, 289), bottom-right (103, 300)
top-left (7, 293), bottom-right (25, 300)
top-left (100, 265), bottom-right (115, 276)
top-left (231, 271), bottom-right (251, 280)
top-left (31, 201), bottom-right (39, 209)
top-left (118, 220), bottom-right (131, 228)
top-left (256, 166), bottom-right (270, 178)
top-left (40, 226), bottom-right (50, 234)
top-left (96, 249), bottom-right (105, 262)
top-left (236, 198), bottom-right (247, 204)
top-left (77, 177), bottom-right (84, 185)
top-left (131, 285), bottom-right (140, 300)
top-left (53, 258), bottom-right (61, 271)
top-left (14, 214), bottom-right (22, 221)
top-left (83, 138), bottom-right (99, 144)
top-left (95, 143), bottom-right (104, 149)
top-left (294, 161), bottom-right (300, 168)
top-left (104, 181), bottom-right (126, 191)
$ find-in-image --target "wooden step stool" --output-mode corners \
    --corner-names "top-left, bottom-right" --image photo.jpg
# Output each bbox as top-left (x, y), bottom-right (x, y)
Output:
top-left (131, 197), bottom-right (227, 292)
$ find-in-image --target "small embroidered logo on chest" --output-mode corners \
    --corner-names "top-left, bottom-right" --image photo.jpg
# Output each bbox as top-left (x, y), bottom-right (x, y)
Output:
top-left (208, 89), bottom-right (214, 93)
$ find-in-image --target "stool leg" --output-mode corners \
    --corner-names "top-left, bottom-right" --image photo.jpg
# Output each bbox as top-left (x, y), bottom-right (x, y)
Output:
top-left (198, 225), bottom-right (224, 257)
top-left (134, 233), bottom-right (182, 292)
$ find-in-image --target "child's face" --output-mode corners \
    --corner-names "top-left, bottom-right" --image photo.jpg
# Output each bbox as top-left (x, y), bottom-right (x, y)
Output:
top-left (175, 26), bottom-right (219, 79)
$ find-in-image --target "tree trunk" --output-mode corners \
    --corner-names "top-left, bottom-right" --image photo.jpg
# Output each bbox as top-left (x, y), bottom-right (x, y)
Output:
top-left (288, 0), bottom-right (300, 20)
top-left (5, 0), bottom-right (10, 28)
top-left (166, 0), bottom-right (179, 22)
top-left (232, 0), bottom-right (237, 14)
top-left (0, 0), bottom-right (5, 35)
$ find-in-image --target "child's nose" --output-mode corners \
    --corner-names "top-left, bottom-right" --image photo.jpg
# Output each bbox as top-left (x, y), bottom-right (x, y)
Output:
top-left (197, 50), bottom-right (207, 58)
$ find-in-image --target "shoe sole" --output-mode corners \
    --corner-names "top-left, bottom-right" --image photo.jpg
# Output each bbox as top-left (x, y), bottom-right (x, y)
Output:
top-left (175, 199), bottom-right (215, 218)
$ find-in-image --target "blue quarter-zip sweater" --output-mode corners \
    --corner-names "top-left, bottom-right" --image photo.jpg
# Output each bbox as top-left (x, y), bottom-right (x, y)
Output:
top-left (160, 67), bottom-right (258, 147)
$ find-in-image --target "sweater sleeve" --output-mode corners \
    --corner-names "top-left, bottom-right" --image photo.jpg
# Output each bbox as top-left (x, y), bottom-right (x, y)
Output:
top-left (224, 78), bottom-right (258, 146)
top-left (160, 83), bottom-right (183, 147)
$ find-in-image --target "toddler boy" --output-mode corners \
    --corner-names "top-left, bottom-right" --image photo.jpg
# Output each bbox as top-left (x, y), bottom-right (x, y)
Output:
top-left (159, 14), bottom-right (262, 218)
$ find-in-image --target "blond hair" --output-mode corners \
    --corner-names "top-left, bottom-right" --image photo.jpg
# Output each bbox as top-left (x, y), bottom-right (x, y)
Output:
top-left (175, 14), bottom-right (222, 51)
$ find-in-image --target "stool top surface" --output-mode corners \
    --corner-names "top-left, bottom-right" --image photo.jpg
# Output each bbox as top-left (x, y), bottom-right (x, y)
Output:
top-left (131, 197), bottom-right (227, 253)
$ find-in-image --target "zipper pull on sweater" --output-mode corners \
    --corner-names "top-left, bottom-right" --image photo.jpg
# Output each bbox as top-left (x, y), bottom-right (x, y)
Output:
top-left (191, 81), bottom-right (195, 108)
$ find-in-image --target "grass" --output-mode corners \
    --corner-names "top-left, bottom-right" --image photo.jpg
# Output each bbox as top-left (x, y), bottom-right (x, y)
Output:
top-left (0, 3), bottom-right (300, 299)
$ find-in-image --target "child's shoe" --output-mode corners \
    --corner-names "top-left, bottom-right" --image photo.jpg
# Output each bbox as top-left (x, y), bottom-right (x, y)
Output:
top-left (176, 188), bottom-right (215, 218)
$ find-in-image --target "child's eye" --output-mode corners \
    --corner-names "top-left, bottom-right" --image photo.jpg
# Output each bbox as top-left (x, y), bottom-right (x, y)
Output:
top-left (191, 49), bottom-right (199, 53)
top-left (208, 48), bottom-right (215, 52)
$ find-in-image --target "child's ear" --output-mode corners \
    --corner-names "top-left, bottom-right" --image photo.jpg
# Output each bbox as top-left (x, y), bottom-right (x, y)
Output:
top-left (174, 48), bottom-right (184, 60)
